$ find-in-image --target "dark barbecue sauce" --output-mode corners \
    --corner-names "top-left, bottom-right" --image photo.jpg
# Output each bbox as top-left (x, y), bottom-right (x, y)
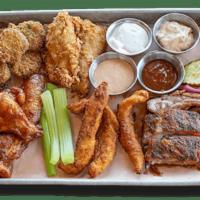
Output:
top-left (142, 59), bottom-right (178, 91)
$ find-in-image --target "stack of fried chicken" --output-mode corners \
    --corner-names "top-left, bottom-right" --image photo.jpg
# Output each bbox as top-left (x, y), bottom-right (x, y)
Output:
top-left (0, 11), bottom-right (107, 178)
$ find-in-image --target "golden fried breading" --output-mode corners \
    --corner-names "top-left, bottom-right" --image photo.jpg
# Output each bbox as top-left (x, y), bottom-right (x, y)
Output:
top-left (22, 74), bottom-right (45, 124)
top-left (45, 11), bottom-right (81, 88)
top-left (9, 21), bottom-right (46, 51)
top-left (0, 62), bottom-right (11, 84)
top-left (117, 90), bottom-right (149, 174)
top-left (72, 17), bottom-right (106, 96)
top-left (88, 106), bottom-right (118, 178)
top-left (68, 98), bottom-right (88, 114)
top-left (12, 51), bottom-right (42, 77)
top-left (59, 82), bottom-right (109, 175)
top-left (0, 28), bottom-right (29, 64)
top-left (0, 91), bottom-right (42, 142)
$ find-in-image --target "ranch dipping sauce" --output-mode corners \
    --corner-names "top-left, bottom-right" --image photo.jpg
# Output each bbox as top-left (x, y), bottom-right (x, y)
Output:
top-left (108, 22), bottom-right (149, 54)
top-left (93, 59), bottom-right (135, 94)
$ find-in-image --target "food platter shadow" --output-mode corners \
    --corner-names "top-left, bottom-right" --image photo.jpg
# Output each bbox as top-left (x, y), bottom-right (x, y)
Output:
top-left (0, 185), bottom-right (200, 196)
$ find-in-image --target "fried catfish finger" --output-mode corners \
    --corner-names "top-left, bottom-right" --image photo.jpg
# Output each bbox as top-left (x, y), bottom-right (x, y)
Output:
top-left (0, 92), bottom-right (42, 142)
top-left (88, 106), bottom-right (119, 178)
top-left (72, 17), bottom-right (106, 96)
top-left (45, 11), bottom-right (81, 88)
top-left (117, 90), bottom-right (149, 174)
top-left (59, 82), bottom-right (109, 175)
top-left (22, 74), bottom-right (45, 123)
top-left (68, 98), bottom-right (88, 114)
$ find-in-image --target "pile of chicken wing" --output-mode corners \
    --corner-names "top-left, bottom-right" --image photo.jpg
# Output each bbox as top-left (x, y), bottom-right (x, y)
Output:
top-left (0, 74), bottom-right (45, 177)
top-left (0, 11), bottom-right (108, 178)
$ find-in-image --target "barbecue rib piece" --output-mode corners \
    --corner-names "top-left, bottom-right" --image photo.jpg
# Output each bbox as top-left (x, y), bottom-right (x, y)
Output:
top-left (145, 134), bottom-right (200, 167)
top-left (143, 108), bottom-right (200, 172)
top-left (147, 94), bottom-right (200, 114)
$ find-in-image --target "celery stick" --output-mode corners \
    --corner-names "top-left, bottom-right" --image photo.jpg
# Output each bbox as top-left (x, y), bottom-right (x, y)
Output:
top-left (53, 88), bottom-right (74, 164)
top-left (47, 83), bottom-right (57, 94)
top-left (40, 110), bottom-right (56, 176)
top-left (41, 90), bottom-right (60, 164)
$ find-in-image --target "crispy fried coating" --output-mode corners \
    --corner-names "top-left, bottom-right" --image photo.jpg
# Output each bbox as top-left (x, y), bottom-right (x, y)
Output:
top-left (68, 98), bottom-right (88, 114)
top-left (117, 90), bottom-right (149, 174)
top-left (59, 82), bottom-right (109, 175)
top-left (0, 62), bottom-right (11, 84)
top-left (88, 106), bottom-right (118, 178)
top-left (12, 51), bottom-right (42, 77)
top-left (0, 91), bottom-right (42, 142)
top-left (0, 28), bottom-right (29, 64)
top-left (45, 11), bottom-right (81, 88)
top-left (72, 17), bottom-right (106, 96)
top-left (9, 21), bottom-right (46, 51)
top-left (22, 74), bottom-right (45, 123)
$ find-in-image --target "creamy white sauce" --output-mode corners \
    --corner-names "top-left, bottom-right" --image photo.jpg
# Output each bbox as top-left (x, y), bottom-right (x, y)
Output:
top-left (93, 59), bottom-right (135, 94)
top-left (109, 22), bottom-right (149, 54)
top-left (156, 21), bottom-right (194, 52)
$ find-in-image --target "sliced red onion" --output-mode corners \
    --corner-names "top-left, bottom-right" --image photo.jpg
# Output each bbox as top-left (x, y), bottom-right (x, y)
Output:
top-left (183, 85), bottom-right (200, 93)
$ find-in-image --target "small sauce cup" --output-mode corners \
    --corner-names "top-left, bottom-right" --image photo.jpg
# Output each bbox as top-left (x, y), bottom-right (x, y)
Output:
top-left (137, 50), bottom-right (185, 94)
top-left (153, 13), bottom-right (200, 54)
top-left (89, 52), bottom-right (137, 95)
top-left (106, 18), bottom-right (152, 56)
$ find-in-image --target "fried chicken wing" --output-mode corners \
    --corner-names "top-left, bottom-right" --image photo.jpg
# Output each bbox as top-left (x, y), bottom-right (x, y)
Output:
top-left (45, 11), bottom-right (81, 88)
top-left (12, 51), bottom-right (42, 77)
top-left (0, 91), bottom-right (42, 142)
top-left (0, 28), bottom-right (29, 64)
top-left (22, 74), bottom-right (45, 123)
top-left (0, 133), bottom-right (26, 178)
top-left (88, 106), bottom-right (118, 178)
top-left (9, 21), bottom-right (46, 51)
top-left (59, 82), bottom-right (109, 175)
top-left (0, 62), bottom-right (11, 84)
top-left (117, 90), bottom-right (149, 174)
top-left (72, 17), bottom-right (106, 96)
top-left (5, 87), bottom-right (25, 106)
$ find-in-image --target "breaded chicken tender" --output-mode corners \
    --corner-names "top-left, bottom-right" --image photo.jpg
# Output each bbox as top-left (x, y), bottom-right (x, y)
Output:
top-left (0, 62), bottom-right (11, 84)
top-left (12, 51), bottom-right (42, 77)
top-left (45, 11), bottom-right (81, 88)
top-left (88, 106), bottom-right (118, 178)
top-left (0, 28), bottom-right (29, 64)
top-left (117, 90), bottom-right (149, 174)
top-left (72, 17), bottom-right (106, 96)
top-left (9, 21), bottom-right (46, 51)
top-left (59, 82), bottom-right (109, 175)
